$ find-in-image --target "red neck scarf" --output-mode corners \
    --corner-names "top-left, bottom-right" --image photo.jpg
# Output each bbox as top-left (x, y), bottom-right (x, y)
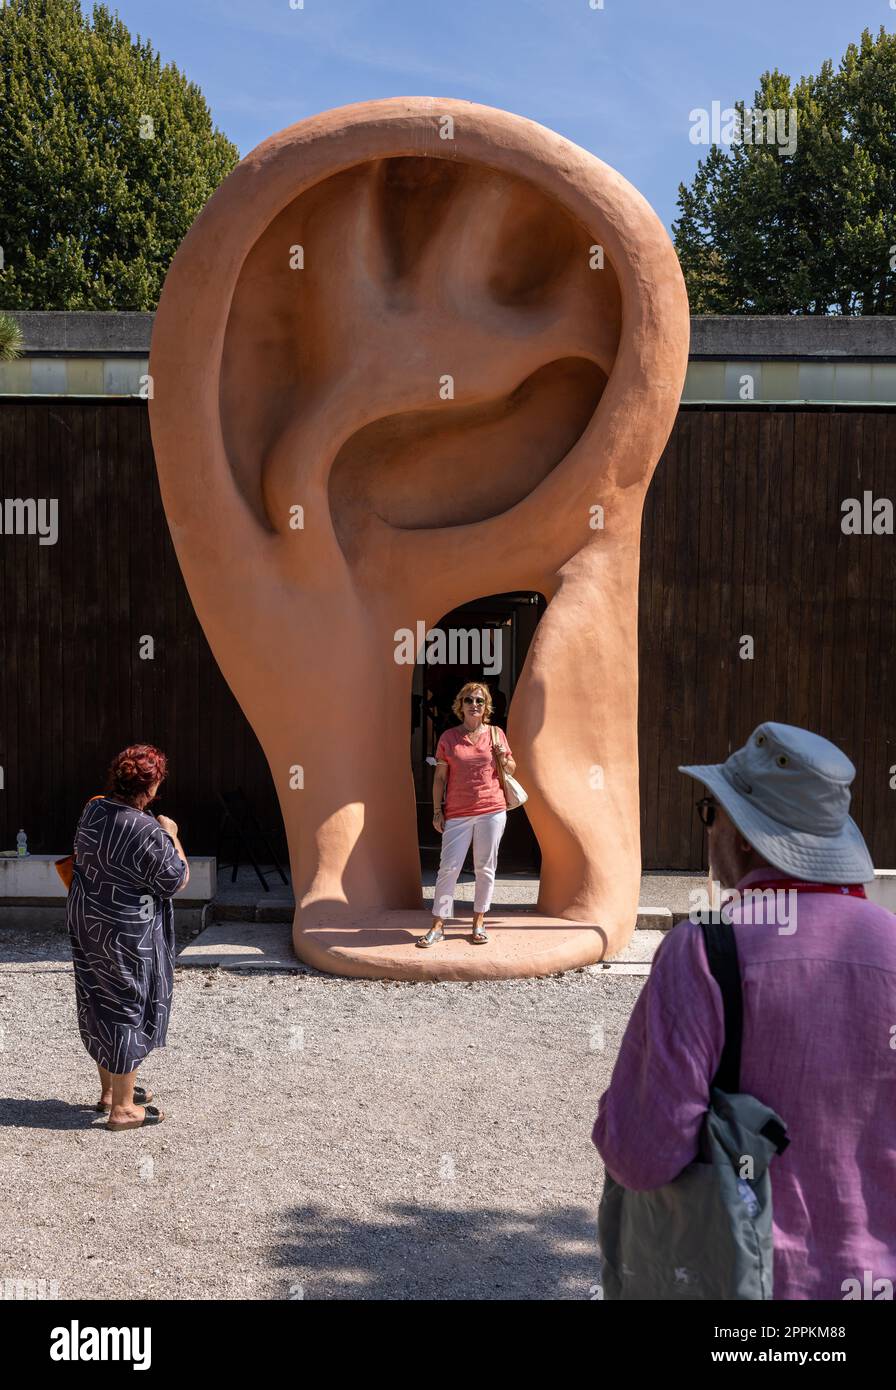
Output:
top-left (744, 878), bottom-right (866, 898)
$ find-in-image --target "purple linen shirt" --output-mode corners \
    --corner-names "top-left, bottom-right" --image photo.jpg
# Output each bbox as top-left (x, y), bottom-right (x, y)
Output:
top-left (592, 866), bottom-right (896, 1300)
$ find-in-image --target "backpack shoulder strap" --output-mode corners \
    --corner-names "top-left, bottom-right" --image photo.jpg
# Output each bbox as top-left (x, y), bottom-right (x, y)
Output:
top-left (699, 915), bottom-right (790, 1153)
top-left (700, 914), bottom-right (743, 1093)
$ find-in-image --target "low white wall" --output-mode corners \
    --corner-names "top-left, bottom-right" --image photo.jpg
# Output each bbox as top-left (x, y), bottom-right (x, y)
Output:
top-left (866, 871), bottom-right (896, 914)
top-left (0, 854), bottom-right (216, 904)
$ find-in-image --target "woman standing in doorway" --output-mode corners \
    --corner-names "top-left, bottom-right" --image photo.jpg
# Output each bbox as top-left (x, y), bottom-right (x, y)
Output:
top-left (417, 682), bottom-right (515, 948)
top-left (66, 745), bottom-right (189, 1130)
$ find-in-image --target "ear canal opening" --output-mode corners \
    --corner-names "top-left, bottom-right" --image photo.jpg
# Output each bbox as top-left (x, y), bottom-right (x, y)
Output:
top-left (328, 357), bottom-right (606, 553)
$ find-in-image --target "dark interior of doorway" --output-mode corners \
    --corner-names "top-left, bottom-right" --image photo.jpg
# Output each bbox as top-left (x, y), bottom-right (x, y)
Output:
top-left (411, 591), bottom-right (546, 872)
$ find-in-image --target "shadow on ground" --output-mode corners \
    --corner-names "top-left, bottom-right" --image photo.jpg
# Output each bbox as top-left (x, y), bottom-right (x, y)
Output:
top-left (273, 1201), bottom-right (601, 1300)
top-left (0, 1096), bottom-right (104, 1130)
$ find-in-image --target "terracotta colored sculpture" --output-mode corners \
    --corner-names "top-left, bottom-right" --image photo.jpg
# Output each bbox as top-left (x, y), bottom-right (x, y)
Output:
top-left (149, 98), bottom-right (689, 981)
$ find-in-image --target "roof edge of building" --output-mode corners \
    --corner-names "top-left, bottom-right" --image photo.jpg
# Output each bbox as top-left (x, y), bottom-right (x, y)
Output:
top-left (2, 309), bottom-right (896, 360)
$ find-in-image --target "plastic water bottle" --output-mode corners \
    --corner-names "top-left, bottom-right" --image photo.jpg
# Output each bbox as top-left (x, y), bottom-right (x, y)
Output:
top-left (16, 829), bottom-right (27, 857)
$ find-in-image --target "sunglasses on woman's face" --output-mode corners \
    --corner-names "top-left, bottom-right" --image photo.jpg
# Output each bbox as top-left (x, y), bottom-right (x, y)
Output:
top-left (696, 796), bottom-right (717, 828)
top-left (463, 697), bottom-right (485, 705)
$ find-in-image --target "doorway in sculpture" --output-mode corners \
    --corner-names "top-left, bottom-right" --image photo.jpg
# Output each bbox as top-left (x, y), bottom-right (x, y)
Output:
top-left (412, 592), bottom-right (545, 874)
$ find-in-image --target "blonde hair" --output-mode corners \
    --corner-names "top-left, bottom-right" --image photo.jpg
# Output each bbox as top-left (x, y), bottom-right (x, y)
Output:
top-left (452, 682), bottom-right (494, 723)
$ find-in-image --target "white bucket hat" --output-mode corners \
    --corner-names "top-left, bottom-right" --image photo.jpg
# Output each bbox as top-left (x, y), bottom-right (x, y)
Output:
top-left (679, 721), bottom-right (875, 884)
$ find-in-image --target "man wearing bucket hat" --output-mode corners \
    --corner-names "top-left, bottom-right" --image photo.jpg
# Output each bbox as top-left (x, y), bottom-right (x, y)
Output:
top-left (593, 721), bottom-right (896, 1300)
top-left (682, 720), bottom-right (875, 886)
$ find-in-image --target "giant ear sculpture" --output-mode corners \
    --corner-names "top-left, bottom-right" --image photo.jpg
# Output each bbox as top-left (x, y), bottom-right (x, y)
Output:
top-left (149, 98), bottom-right (689, 981)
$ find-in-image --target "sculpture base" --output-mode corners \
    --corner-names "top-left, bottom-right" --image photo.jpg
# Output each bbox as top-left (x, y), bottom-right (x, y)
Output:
top-left (294, 906), bottom-right (612, 981)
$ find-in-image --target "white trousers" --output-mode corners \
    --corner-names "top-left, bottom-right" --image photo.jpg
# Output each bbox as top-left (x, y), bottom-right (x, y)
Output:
top-left (432, 810), bottom-right (507, 919)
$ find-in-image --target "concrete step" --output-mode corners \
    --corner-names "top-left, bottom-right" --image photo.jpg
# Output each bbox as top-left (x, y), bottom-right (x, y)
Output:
top-left (178, 921), bottom-right (299, 970)
top-left (206, 869), bottom-right (706, 928)
top-left (635, 906), bottom-right (673, 931)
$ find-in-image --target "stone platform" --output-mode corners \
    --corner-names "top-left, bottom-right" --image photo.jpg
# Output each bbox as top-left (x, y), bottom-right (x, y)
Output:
top-left (294, 907), bottom-right (610, 981)
top-left (181, 866), bottom-right (679, 981)
top-left (177, 915), bottom-right (667, 979)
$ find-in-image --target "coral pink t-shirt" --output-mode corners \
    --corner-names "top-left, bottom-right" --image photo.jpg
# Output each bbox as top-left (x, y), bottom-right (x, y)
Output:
top-left (436, 725), bottom-right (512, 820)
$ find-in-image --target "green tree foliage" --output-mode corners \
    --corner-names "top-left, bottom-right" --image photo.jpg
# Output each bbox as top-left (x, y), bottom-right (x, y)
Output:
top-left (0, 311), bottom-right (24, 359)
top-left (0, 0), bottom-right (239, 309)
top-left (674, 27), bottom-right (896, 314)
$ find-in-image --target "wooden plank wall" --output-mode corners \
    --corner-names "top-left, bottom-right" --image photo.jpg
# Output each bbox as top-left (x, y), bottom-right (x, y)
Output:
top-left (639, 408), bottom-right (895, 870)
top-left (1, 399), bottom-right (893, 868)
top-left (0, 400), bottom-right (281, 859)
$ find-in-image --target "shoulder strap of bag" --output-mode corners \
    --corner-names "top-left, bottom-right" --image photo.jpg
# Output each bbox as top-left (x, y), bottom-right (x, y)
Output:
top-left (701, 915), bottom-right (743, 1093)
top-left (490, 725), bottom-right (507, 789)
top-left (699, 913), bottom-right (790, 1154)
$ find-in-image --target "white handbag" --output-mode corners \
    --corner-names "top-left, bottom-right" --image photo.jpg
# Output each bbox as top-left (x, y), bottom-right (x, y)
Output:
top-left (490, 726), bottom-right (529, 810)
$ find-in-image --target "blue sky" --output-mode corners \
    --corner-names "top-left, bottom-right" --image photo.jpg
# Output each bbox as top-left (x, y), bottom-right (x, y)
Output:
top-left (110, 0), bottom-right (892, 231)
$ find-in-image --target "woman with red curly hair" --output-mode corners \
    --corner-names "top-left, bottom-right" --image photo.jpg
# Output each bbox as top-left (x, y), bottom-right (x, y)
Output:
top-left (65, 745), bottom-right (189, 1131)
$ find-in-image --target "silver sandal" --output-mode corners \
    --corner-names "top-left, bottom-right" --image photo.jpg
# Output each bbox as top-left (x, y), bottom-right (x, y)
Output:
top-left (417, 923), bottom-right (446, 948)
top-left (471, 921), bottom-right (489, 944)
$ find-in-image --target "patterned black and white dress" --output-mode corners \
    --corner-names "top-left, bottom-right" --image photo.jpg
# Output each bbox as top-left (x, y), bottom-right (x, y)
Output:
top-left (66, 797), bottom-right (188, 1073)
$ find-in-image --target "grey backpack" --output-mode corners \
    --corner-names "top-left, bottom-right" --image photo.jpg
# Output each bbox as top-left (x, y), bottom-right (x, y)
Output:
top-left (597, 916), bottom-right (790, 1300)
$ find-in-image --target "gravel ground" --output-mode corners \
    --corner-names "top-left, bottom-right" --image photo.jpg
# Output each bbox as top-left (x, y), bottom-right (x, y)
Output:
top-left (0, 925), bottom-right (642, 1301)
